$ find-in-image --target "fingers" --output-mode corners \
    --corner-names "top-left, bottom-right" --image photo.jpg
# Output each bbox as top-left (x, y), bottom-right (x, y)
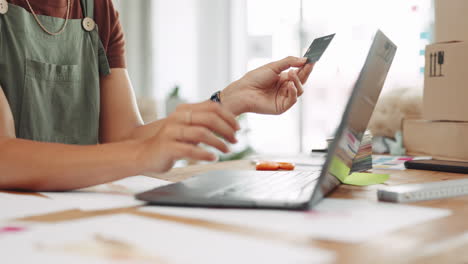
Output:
top-left (198, 102), bottom-right (240, 131)
top-left (297, 63), bottom-right (314, 84)
top-left (282, 82), bottom-right (298, 112)
top-left (176, 126), bottom-right (230, 153)
top-left (172, 142), bottom-right (217, 162)
top-left (267, 56), bottom-right (307, 74)
top-left (289, 70), bottom-right (304, 97)
top-left (192, 112), bottom-right (237, 144)
top-left (177, 102), bottom-right (240, 131)
top-left (174, 102), bottom-right (239, 143)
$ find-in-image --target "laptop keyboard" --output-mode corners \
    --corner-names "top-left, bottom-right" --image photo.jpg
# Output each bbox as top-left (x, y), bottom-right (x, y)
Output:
top-left (210, 170), bottom-right (321, 201)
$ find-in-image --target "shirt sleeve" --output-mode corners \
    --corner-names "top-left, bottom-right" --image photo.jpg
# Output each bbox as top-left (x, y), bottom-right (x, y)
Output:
top-left (96, 0), bottom-right (127, 69)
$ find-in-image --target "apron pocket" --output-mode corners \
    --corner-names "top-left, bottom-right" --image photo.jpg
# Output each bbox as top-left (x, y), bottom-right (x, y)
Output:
top-left (19, 58), bottom-right (87, 144)
top-left (25, 59), bottom-right (79, 82)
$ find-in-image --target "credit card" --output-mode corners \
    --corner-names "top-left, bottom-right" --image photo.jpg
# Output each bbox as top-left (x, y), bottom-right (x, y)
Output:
top-left (303, 33), bottom-right (335, 63)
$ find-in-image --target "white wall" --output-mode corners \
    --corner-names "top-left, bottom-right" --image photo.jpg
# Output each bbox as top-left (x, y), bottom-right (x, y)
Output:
top-left (115, 0), bottom-right (154, 97)
top-left (153, 0), bottom-right (243, 102)
top-left (116, 0), bottom-right (247, 117)
top-left (152, 0), bottom-right (199, 103)
top-left (195, 0), bottom-right (232, 100)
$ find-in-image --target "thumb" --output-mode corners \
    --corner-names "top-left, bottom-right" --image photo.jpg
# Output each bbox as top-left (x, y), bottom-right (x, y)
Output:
top-left (267, 56), bottom-right (307, 74)
top-left (298, 62), bottom-right (315, 84)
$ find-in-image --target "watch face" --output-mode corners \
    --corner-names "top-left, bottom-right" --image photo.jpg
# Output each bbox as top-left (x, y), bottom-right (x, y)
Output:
top-left (210, 91), bottom-right (221, 103)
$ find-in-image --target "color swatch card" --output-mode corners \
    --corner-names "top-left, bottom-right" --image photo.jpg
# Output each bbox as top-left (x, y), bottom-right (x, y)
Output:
top-left (304, 33), bottom-right (335, 63)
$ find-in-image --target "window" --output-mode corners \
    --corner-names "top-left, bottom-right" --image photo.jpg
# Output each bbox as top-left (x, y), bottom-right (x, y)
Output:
top-left (245, 0), bottom-right (433, 154)
top-left (118, 0), bottom-right (434, 157)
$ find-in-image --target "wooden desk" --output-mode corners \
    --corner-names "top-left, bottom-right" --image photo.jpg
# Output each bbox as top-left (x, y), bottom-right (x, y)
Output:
top-left (13, 160), bottom-right (468, 264)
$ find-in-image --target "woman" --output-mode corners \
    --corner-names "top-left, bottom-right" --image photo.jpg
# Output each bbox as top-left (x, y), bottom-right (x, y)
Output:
top-left (0, 0), bottom-right (313, 191)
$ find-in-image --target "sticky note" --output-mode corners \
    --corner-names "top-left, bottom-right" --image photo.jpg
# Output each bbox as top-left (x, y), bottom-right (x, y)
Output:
top-left (329, 156), bottom-right (351, 183)
top-left (343, 173), bottom-right (390, 186)
top-left (329, 156), bottom-right (390, 186)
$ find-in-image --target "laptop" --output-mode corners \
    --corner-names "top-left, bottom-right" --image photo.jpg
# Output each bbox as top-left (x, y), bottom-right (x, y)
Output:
top-left (136, 30), bottom-right (397, 210)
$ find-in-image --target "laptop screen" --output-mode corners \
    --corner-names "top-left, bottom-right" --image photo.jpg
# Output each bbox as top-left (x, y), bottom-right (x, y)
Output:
top-left (308, 30), bottom-right (397, 207)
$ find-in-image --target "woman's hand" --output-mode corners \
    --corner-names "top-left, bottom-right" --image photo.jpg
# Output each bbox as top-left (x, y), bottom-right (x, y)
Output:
top-left (221, 56), bottom-right (314, 115)
top-left (137, 101), bottom-right (240, 173)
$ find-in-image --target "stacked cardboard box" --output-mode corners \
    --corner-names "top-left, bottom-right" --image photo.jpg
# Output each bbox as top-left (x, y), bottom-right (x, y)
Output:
top-left (434, 0), bottom-right (468, 43)
top-left (403, 0), bottom-right (468, 161)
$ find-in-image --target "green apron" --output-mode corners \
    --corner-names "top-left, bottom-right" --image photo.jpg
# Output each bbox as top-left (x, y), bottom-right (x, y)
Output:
top-left (0, 0), bottom-right (110, 145)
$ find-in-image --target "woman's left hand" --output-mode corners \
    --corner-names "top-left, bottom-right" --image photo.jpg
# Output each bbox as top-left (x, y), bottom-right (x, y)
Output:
top-left (221, 56), bottom-right (314, 115)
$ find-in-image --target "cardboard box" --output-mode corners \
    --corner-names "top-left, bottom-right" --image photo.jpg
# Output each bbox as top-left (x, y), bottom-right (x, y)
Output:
top-left (403, 119), bottom-right (468, 162)
top-left (435, 0), bottom-right (468, 42)
top-left (423, 41), bottom-right (468, 122)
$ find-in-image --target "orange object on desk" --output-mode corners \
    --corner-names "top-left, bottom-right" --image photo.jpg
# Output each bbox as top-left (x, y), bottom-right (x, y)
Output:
top-left (277, 162), bottom-right (295, 170)
top-left (256, 161), bottom-right (295, 171)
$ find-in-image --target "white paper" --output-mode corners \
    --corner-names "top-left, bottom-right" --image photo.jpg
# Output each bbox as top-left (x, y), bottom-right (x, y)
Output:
top-left (40, 192), bottom-right (146, 211)
top-left (0, 214), bottom-right (334, 264)
top-left (80, 176), bottom-right (172, 194)
top-left (140, 198), bottom-right (451, 243)
top-left (0, 193), bottom-right (75, 221)
top-left (41, 176), bottom-right (171, 211)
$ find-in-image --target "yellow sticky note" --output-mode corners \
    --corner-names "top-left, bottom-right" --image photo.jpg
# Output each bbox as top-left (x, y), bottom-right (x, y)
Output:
top-left (342, 172), bottom-right (389, 186)
top-left (329, 156), bottom-right (351, 183)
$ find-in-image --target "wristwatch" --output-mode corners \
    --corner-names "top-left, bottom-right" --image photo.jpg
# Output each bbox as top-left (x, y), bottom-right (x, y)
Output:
top-left (210, 90), bottom-right (222, 103)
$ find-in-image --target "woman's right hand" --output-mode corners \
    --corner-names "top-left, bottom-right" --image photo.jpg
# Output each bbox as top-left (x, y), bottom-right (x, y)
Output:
top-left (137, 101), bottom-right (240, 173)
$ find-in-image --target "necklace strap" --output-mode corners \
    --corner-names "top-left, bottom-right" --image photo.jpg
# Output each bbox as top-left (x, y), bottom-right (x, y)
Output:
top-left (24, 0), bottom-right (70, 36)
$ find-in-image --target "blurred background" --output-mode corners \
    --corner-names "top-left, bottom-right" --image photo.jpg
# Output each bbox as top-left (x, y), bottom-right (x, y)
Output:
top-left (113, 0), bottom-right (434, 157)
